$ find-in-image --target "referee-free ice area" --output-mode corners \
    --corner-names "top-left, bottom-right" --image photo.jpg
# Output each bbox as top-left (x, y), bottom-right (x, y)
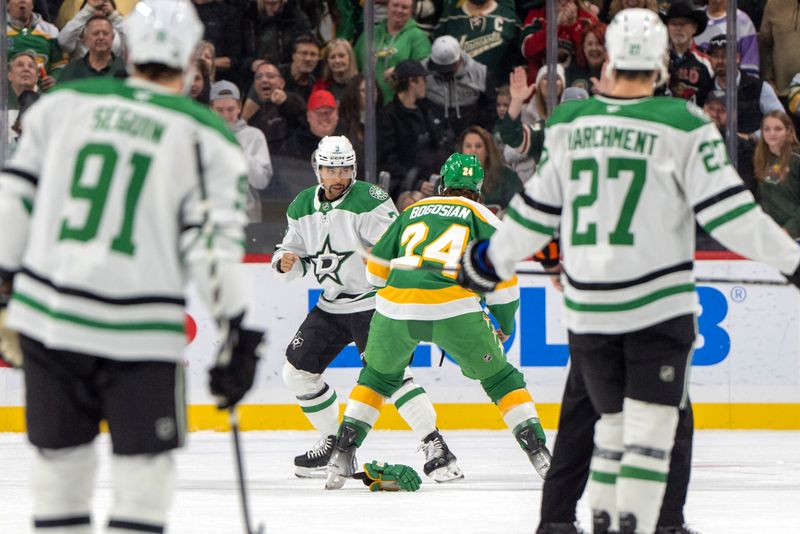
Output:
top-left (1, 430), bottom-right (798, 533)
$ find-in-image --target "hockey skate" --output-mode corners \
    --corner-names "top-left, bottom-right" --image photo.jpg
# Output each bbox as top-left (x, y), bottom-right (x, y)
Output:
top-left (515, 426), bottom-right (552, 478)
top-left (418, 430), bottom-right (464, 483)
top-left (324, 423), bottom-right (359, 490)
top-left (294, 435), bottom-right (336, 478)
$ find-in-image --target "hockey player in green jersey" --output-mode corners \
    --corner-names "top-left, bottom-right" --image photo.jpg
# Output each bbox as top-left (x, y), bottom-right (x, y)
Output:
top-left (274, 135), bottom-right (462, 482)
top-left (0, 1), bottom-right (264, 532)
top-left (324, 152), bottom-right (552, 490)
top-left (459, 9), bottom-right (800, 534)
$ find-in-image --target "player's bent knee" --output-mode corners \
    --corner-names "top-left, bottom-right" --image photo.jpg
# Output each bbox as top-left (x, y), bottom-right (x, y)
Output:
top-left (479, 363), bottom-right (526, 404)
top-left (108, 452), bottom-right (175, 532)
top-left (33, 443), bottom-right (97, 530)
top-left (282, 361), bottom-right (326, 398)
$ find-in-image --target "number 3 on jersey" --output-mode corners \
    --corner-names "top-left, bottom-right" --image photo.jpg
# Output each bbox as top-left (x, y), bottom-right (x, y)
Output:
top-left (59, 142), bottom-right (151, 255)
top-left (398, 222), bottom-right (470, 278)
top-left (570, 156), bottom-right (646, 246)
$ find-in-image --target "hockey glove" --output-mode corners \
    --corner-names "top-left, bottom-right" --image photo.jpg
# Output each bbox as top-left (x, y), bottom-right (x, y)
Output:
top-left (0, 274), bottom-right (22, 369)
top-left (209, 314), bottom-right (264, 410)
top-left (457, 240), bottom-right (501, 293)
top-left (0, 308), bottom-right (23, 369)
top-left (355, 461), bottom-right (421, 492)
top-left (532, 238), bottom-right (560, 269)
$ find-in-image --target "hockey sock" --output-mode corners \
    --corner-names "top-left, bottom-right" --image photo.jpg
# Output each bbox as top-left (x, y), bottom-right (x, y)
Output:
top-left (617, 398), bottom-right (678, 534)
top-left (107, 452), bottom-right (176, 533)
top-left (480, 362), bottom-right (527, 404)
top-left (497, 388), bottom-right (544, 442)
top-left (391, 369), bottom-right (437, 440)
top-left (588, 411), bottom-right (623, 533)
top-left (32, 443), bottom-right (96, 533)
top-left (342, 384), bottom-right (385, 446)
top-left (282, 361), bottom-right (340, 437)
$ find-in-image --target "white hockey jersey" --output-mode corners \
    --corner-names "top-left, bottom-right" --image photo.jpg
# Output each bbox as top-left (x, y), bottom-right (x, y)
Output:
top-left (272, 181), bottom-right (397, 314)
top-left (488, 95), bottom-right (800, 334)
top-left (0, 77), bottom-right (250, 362)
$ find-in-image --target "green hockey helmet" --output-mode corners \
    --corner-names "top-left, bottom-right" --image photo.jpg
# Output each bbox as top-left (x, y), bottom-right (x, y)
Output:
top-left (439, 153), bottom-right (484, 193)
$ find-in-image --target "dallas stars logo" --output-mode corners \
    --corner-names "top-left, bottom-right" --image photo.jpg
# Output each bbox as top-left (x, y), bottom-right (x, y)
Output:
top-left (309, 235), bottom-right (353, 285)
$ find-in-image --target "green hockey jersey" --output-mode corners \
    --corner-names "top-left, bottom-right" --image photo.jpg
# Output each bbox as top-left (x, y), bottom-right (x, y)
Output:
top-left (367, 196), bottom-right (518, 333)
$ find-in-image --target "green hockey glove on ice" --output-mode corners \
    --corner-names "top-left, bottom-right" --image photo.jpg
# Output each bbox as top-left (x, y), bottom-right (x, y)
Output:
top-left (355, 461), bottom-right (421, 492)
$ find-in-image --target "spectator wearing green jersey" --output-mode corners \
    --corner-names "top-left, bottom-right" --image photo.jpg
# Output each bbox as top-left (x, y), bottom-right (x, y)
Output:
top-left (458, 125), bottom-right (523, 212)
top-left (58, 15), bottom-right (126, 82)
top-left (6, 0), bottom-right (68, 90)
top-left (354, 0), bottom-right (432, 104)
top-left (754, 111), bottom-right (800, 237)
top-left (434, 0), bottom-right (525, 86)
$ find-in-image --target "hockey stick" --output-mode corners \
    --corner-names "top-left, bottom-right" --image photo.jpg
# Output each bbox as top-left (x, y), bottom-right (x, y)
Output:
top-left (355, 245), bottom-right (790, 286)
top-left (194, 139), bottom-right (265, 534)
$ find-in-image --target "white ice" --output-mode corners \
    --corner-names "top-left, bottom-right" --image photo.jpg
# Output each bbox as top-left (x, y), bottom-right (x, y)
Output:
top-left (1, 430), bottom-right (798, 533)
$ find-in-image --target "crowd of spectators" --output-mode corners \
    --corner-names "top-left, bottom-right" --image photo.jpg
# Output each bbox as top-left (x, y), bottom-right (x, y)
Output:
top-left (5, 0), bottom-right (800, 247)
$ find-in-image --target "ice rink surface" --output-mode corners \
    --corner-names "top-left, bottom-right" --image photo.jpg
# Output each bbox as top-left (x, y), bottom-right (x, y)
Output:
top-left (1, 429), bottom-right (798, 533)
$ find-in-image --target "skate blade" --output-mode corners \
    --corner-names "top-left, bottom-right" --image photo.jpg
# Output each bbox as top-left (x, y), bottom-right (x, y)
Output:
top-left (530, 451), bottom-right (552, 479)
top-left (294, 466), bottom-right (328, 479)
top-left (429, 464), bottom-right (465, 483)
top-left (324, 471), bottom-right (347, 490)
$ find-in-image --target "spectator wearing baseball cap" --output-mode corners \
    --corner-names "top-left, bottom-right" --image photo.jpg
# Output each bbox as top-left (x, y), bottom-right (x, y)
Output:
top-left (377, 58), bottom-right (456, 201)
top-left (210, 80), bottom-right (273, 222)
top-left (284, 90), bottom-right (341, 160)
top-left (662, 1), bottom-right (714, 106)
top-left (701, 88), bottom-right (758, 194)
top-left (433, 0), bottom-right (524, 84)
top-left (424, 35), bottom-right (497, 135)
top-left (706, 34), bottom-right (784, 139)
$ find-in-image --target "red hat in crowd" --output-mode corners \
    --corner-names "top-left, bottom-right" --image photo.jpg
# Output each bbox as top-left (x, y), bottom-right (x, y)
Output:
top-left (308, 90), bottom-right (337, 111)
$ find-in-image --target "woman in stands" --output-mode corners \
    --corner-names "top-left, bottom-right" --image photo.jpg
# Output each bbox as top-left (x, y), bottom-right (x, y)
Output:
top-left (754, 110), bottom-right (800, 237)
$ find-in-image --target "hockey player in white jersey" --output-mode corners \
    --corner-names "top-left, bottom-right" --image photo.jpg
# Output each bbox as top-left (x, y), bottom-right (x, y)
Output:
top-left (0, 1), bottom-right (264, 532)
top-left (274, 135), bottom-right (462, 482)
top-left (458, 9), bottom-right (800, 534)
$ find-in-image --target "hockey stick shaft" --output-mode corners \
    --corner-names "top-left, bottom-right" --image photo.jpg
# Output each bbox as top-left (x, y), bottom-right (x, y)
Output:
top-left (356, 245), bottom-right (789, 286)
top-left (230, 409), bottom-right (264, 534)
top-left (194, 139), bottom-right (263, 534)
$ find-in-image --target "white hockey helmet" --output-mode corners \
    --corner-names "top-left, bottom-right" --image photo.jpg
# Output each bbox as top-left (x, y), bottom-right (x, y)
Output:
top-left (605, 8), bottom-right (669, 85)
top-left (312, 135), bottom-right (357, 186)
top-left (124, 0), bottom-right (204, 73)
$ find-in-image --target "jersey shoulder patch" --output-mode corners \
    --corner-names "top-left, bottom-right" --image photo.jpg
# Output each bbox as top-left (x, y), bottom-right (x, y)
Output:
top-left (338, 182), bottom-right (390, 214)
top-left (369, 185), bottom-right (389, 201)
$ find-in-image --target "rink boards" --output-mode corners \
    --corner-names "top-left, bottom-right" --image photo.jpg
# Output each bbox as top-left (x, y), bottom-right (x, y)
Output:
top-left (1, 257), bottom-right (799, 431)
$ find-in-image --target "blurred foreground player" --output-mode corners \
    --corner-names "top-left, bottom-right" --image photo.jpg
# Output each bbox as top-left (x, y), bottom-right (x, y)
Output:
top-left (458, 8), bottom-right (800, 533)
top-left (0, 1), bottom-right (264, 532)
